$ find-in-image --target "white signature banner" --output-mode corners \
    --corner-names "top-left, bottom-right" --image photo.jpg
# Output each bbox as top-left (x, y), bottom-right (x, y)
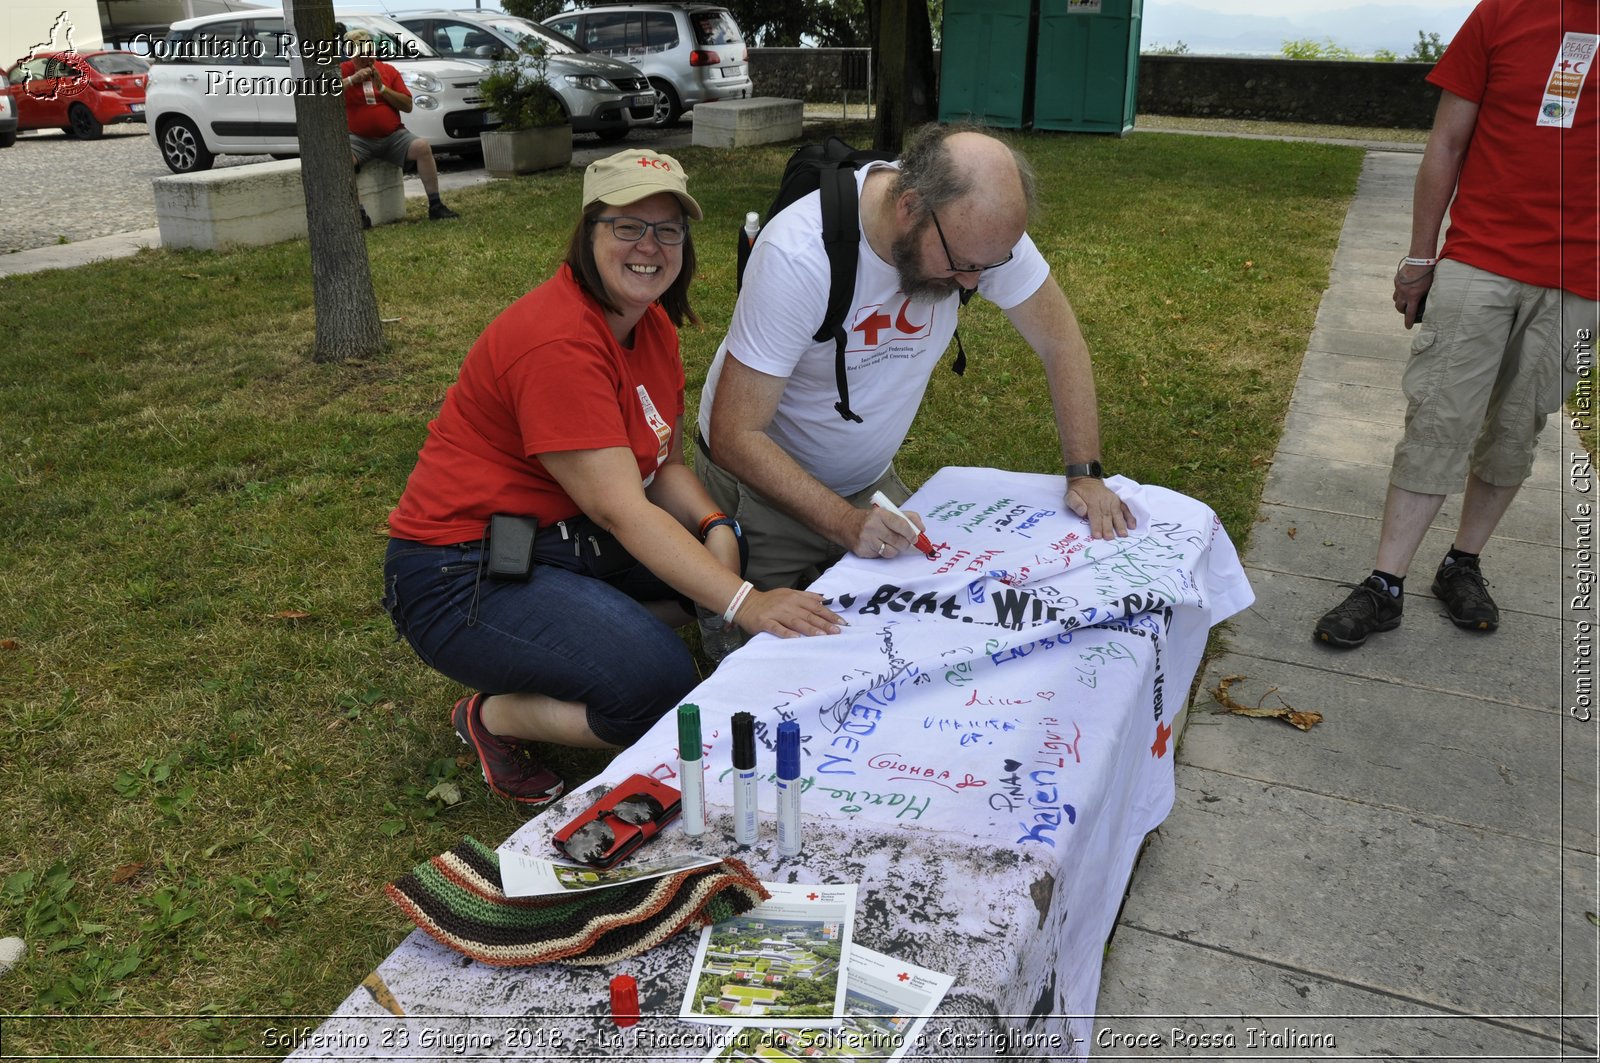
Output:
top-left (501, 467), bottom-right (1254, 1055)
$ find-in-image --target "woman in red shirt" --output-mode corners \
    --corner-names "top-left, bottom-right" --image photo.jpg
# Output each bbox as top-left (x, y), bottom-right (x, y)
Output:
top-left (383, 149), bottom-right (841, 806)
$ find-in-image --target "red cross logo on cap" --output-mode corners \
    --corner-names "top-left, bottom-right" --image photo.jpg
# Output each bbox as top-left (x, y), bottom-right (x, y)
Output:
top-left (636, 157), bottom-right (672, 171)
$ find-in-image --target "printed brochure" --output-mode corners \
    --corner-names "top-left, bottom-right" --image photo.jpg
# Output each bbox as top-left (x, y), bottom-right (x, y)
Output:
top-left (700, 944), bottom-right (954, 1062)
top-left (679, 882), bottom-right (857, 1027)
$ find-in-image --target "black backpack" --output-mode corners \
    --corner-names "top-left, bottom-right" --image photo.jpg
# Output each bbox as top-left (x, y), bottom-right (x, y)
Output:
top-left (736, 136), bottom-right (972, 424)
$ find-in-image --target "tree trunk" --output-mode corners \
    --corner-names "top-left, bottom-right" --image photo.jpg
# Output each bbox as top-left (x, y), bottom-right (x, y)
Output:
top-left (873, 0), bottom-right (938, 152)
top-left (286, 0), bottom-right (383, 364)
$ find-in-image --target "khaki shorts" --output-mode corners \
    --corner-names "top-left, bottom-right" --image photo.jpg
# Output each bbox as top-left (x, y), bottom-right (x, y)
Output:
top-left (350, 127), bottom-right (420, 169)
top-left (1391, 258), bottom-right (1598, 494)
top-left (695, 441), bottom-right (913, 591)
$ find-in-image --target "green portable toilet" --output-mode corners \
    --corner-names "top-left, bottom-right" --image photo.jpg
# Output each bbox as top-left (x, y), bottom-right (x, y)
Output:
top-left (1033, 0), bottom-right (1142, 133)
top-left (937, 0), bottom-right (1038, 130)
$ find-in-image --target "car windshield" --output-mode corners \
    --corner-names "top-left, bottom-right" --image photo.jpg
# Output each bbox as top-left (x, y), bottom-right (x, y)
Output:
top-left (339, 14), bottom-right (441, 60)
top-left (86, 52), bottom-right (150, 75)
top-left (482, 16), bottom-right (580, 56)
top-left (691, 10), bottom-right (742, 46)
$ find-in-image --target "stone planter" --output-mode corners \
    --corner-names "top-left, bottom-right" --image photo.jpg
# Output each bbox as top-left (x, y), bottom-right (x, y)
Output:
top-left (481, 126), bottom-right (572, 177)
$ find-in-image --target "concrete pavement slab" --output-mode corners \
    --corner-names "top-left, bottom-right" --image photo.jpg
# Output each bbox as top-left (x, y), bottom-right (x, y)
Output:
top-left (1180, 652), bottom-right (1595, 850)
top-left (1261, 449), bottom-right (1571, 540)
top-left (1276, 400), bottom-right (1569, 475)
top-left (1304, 327), bottom-right (1414, 361)
top-left (1226, 567), bottom-right (1564, 711)
top-left (1243, 504), bottom-right (1570, 619)
top-left (1314, 303), bottom-right (1424, 336)
top-left (1297, 349), bottom-right (1409, 388)
top-left (1097, 926), bottom-right (1570, 1059)
top-left (1114, 770), bottom-right (1596, 1047)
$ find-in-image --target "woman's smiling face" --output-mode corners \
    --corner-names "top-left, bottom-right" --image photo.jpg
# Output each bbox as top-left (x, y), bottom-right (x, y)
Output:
top-left (591, 191), bottom-right (686, 324)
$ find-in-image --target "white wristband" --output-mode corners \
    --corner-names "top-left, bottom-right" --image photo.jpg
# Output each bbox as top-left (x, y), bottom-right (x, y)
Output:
top-left (723, 580), bottom-right (754, 625)
top-left (1401, 256), bottom-right (1438, 268)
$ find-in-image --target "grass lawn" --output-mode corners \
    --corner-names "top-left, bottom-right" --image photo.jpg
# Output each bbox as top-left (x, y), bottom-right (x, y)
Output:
top-left (0, 122), bottom-right (1362, 1054)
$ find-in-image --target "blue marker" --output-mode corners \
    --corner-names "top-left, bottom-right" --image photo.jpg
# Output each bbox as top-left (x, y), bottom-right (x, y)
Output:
top-left (775, 720), bottom-right (801, 857)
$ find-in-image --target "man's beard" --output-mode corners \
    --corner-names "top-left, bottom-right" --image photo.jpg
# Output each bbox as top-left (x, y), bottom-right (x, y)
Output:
top-left (890, 217), bottom-right (962, 304)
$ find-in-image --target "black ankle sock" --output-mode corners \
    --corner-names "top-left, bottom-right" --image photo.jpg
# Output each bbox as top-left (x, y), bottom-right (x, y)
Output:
top-left (1371, 570), bottom-right (1404, 597)
top-left (1444, 547), bottom-right (1479, 566)
top-left (427, 193), bottom-right (442, 206)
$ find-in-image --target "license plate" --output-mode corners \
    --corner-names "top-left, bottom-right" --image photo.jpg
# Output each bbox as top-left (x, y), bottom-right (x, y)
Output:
top-left (130, 103), bottom-right (144, 113)
top-left (629, 94), bottom-right (651, 108)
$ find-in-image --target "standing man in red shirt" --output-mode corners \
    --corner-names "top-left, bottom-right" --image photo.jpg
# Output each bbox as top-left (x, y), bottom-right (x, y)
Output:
top-left (1314, 0), bottom-right (1598, 648)
top-left (341, 28), bottom-right (458, 224)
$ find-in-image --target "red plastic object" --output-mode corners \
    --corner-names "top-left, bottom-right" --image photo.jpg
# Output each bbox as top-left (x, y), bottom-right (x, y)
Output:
top-left (610, 974), bottom-right (639, 1027)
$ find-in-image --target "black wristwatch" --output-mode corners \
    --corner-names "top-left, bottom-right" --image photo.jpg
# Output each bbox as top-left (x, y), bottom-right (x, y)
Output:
top-left (699, 515), bottom-right (749, 573)
top-left (1064, 461), bottom-right (1105, 479)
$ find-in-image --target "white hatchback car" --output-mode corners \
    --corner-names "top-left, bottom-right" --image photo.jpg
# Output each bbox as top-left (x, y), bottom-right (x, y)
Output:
top-left (146, 9), bottom-right (490, 173)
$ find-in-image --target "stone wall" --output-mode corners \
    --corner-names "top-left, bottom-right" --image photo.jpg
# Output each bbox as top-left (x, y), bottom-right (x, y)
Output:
top-left (749, 48), bottom-right (874, 105)
top-left (1135, 55), bottom-right (1439, 128)
top-left (751, 48), bottom-right (1442, 130)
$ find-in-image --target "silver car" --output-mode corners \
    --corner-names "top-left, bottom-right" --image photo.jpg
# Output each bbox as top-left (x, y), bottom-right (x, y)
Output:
top-left (394, 10), bottom-right (652, 141)
top-left (543, 3), bottom-right (751, 127)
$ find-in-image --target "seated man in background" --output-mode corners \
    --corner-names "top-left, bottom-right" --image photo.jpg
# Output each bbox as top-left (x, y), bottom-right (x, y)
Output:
top-left (340, 28), bottom-right (458, 224)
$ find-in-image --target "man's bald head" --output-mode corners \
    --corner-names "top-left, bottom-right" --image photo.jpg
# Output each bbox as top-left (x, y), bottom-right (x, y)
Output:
top-left (890, 124), bottom-right (1037, 227)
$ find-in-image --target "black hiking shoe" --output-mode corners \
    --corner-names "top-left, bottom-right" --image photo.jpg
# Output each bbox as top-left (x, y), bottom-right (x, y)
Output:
top-left (1313, 575), bottom-right (1403, 648)
top-left (428, 200), bottom-right (459, 221)
top-left (452, 694), bottom-right (564, 807)
top-left (1432, 556), bottom-right (1499, 632)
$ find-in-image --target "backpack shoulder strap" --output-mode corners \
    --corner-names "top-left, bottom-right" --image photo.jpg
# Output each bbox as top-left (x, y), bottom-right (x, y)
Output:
top-left (816, 162), bottom-right (863, 423)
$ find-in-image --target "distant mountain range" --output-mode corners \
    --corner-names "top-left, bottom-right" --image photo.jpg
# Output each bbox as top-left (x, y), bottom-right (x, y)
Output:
top-left (1141, 2), bottom-right (1476, 57)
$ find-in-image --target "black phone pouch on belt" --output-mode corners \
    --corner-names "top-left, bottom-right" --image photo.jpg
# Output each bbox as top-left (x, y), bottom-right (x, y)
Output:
top-left (486, 514), bottom-right (538, 581)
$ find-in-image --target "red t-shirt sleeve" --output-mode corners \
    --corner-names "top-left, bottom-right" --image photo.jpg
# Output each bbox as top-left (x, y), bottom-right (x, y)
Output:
top-left (1426, 3), bottom-right (1490, 104)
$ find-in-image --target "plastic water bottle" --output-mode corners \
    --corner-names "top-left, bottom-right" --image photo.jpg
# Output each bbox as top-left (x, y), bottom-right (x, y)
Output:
top-left (696, 606), bottom-right (741, 663)
top-left (743, 211), bottom-right (760, 247)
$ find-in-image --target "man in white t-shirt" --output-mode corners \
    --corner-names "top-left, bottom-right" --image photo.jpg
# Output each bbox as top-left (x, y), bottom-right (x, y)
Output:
top-left (696, 124), bottom-right (1132, 591)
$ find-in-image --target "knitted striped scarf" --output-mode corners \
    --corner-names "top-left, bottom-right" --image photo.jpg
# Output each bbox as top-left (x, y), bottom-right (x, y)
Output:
top-left (386, 837), bottom-right (769, 967)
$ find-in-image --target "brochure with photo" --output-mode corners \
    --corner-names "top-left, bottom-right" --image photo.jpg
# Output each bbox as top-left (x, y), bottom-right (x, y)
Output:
top-left (679, 882), bottom-right (858, 1028)
top-left (495, 848), bottom-right (719, 898)
top-left (700, 945), bottom-right (955, 1062)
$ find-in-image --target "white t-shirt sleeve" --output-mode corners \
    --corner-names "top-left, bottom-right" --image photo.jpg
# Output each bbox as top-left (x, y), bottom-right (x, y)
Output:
top-left (976, 231), bottom-right (1051, 311)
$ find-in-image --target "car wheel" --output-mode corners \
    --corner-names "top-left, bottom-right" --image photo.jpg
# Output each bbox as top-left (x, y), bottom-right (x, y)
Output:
top-left (0, 131), bottom-right (14, 148)
top-left (648, 79), bottom-right (681, 127)
top-left (68, 103), bottom-right (103, 140)
top-left (158, 116), bottom-right (215, 174)
top-left (595, 125), bottom-right (629, 143)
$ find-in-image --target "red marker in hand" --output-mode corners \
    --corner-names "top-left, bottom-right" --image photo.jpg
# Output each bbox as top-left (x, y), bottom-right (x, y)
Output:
top-left (871, 491), bottom-right (938, 559)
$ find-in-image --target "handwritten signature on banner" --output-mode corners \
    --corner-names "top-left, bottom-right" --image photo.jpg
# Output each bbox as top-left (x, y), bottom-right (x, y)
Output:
top-left (665, 489), bottom-right (1219, 850)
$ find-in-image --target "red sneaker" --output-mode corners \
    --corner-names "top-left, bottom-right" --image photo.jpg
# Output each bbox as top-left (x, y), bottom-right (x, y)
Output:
top-left (451, 694), bottom-right (565, 808)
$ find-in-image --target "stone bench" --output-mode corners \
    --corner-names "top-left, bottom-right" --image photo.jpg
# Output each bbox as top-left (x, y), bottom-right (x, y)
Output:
top-left (153, 158), bottom-right (405, 251)
top-left (691, 96), bottom-right (803, 149)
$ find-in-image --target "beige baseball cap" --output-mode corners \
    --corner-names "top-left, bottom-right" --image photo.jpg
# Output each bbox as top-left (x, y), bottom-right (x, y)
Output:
top-left (582, 149), bottom-right (703, 221)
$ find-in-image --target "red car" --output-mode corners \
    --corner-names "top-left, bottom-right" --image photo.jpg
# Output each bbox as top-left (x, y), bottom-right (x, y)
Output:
top-left (5, 49), bottom-right (148, 139)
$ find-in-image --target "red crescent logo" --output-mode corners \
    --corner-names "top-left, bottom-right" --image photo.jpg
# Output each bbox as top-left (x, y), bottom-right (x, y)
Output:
top-left (894, 298), bottom-right (926, 335)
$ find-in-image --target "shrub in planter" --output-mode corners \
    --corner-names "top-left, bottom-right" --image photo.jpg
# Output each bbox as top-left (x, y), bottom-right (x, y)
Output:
top-left (479, 40), bottom-right (572, 176)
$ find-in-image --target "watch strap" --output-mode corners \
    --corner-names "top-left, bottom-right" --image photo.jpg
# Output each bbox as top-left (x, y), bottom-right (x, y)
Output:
top-left (1065, 461), bottom-right (1105, 479)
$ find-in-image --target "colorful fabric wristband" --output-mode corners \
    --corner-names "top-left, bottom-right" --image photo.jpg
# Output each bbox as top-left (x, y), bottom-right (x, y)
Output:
top-left (697, 512), bottom-right (730, 539)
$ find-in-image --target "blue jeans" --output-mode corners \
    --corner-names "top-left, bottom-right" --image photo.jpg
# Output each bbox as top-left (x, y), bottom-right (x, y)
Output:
top-left (382, 538), bottom-right (698, 747)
